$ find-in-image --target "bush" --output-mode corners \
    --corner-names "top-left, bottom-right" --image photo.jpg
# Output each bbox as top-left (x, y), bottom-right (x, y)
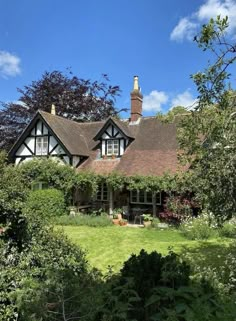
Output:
top-left (219, 220), bottom-right (236, 238)
top-left (55, 214), bottom-right (113, 227)
top-left (98, 250), bottom-right (235, 321)
top-left (150, 217), bottom-right (161, 228)
top-left (180, 212), bottom-right (217, 240)
top-left (24, 188), bottom-right (66, 221)
top-left (159, 195), bottom-right (195, 225)
top-left (0, 227), bottom-right (101, 321)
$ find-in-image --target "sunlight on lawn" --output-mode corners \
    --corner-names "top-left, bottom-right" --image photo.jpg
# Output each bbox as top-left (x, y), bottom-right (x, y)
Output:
top-left (61, 225), bottom-right (232, 273)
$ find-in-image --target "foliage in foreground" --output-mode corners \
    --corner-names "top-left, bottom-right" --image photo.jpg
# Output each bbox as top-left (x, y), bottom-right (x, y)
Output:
top-left (181, 239), bottom-right (236, 300)
top-left (0, 151), bottom-right (29, 250)
top-left (98, 249), bottom-right (235, 321)
top-left (0, 227), bottom-right (102, 321)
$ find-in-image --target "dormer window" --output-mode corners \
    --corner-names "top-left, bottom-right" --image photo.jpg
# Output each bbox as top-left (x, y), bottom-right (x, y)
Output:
top-left (107, 139), bottom-right (119, 155)
top-left (93, 117), bottom-right (134, 158)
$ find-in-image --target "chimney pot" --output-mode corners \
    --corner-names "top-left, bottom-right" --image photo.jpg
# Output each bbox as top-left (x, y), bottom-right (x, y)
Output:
top-left (51, 104), bottom-right (56, 115)
top-left (133, 76), bottom-right (139, 91)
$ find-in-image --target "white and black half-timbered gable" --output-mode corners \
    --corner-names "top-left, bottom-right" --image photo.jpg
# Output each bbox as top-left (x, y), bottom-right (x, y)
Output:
top-left (9, 111), bottom-right (87, 167)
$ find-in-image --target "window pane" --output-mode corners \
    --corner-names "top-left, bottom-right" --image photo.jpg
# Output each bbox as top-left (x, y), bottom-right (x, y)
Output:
top-left (107, 140), bottom-right (113, 155)
top-left (32, 182), bottom-right (40, 191)
top-left (146, 192), bottom-right (152, 203)
top-left (107, 140), bottom-right (119, 155)
top-left (131, 190), bottom-right (138, 203)
top-left (36, 137), bottom-right (48, 155)
top-left (113, 140), bottom-right (119, 154)
top-left (139, 190), bottom-right (145, 203)
top-left (156, 193), bottom-right (161, 204)
top-left (96, 183), bottom-right (108, 201)
top-left (103, 183), bottom-right (108, 200)
top-left (42, 182), bottom-right (48, 189)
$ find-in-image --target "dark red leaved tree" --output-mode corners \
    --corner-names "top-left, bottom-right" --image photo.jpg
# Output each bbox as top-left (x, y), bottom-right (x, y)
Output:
top-left (0, 70), bottom-right (122, 151)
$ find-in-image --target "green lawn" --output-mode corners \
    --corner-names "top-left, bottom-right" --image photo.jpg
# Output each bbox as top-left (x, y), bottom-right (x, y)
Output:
top-left (61, 225), bottom-right (232, 273)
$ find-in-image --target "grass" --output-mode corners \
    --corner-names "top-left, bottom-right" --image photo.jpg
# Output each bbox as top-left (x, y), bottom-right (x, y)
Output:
top-left (61, 225), bottom-right (233, 273)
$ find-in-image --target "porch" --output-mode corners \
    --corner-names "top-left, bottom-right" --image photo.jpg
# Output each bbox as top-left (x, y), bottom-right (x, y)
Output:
top-left (73, 184), bottom-right (164, 222)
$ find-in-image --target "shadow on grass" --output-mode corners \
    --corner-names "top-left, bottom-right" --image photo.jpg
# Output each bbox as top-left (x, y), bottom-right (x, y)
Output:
top-left (179, 239), bottom-right (236, 286)
top-left (181, 241), bottom-right (230, 266)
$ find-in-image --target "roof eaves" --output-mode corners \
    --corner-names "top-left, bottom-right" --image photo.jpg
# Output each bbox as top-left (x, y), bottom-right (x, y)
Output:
top-left (8, 110), bottom-right (41, 158)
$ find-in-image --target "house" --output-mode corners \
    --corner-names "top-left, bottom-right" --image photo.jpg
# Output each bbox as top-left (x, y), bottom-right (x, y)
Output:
top-left (9, 76), bottom-right (181, 217)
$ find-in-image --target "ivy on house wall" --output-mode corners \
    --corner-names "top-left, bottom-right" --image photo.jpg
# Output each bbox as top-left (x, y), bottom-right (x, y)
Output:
top-left (19, 159), bottom-right (190, 202)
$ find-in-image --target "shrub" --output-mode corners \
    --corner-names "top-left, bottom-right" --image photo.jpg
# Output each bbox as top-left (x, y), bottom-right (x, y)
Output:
top-left (159, 195), bottom-right (195, 225)
top-left (24, 188), bottom-right (66, 221)
top-left (150, 217), bottom-right (161, 228)
top-left (55, 214), bottom-right (113, 227)
top-left (0, 227), bottom-right (101, 321)
top-left (180, 212), bottom-right (217, 240)
top-left (98, 250), bottom-right (235, 321)
top-left (219, 219), bottom-right (236, 238)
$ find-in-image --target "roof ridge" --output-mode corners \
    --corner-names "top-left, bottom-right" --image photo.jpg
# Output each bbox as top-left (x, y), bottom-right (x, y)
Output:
top-left (39, 110), bottom-right (106, 126)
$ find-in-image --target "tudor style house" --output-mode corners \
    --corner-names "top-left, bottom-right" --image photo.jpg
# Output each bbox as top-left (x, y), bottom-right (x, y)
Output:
top-left (9, 76), bottom-right (181, 217)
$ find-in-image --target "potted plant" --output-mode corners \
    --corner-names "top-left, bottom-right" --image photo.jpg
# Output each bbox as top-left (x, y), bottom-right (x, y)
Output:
top-left (113, 208), bottom-right (123, 220)
top-left (119, 219), bottom-right (128, 226)
top-left (142, 214), bottom-right (153, 227)
top-left (112, 213), bottom-right (120, 225)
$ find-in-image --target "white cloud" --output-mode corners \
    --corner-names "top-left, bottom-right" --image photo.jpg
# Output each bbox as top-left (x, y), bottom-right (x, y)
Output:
top-left (170, 0), bottom-right (236, 41)
top-left (0, 50), bottom-right (21, 77)
top-left (12, 100), bottom-right (28, 108)
top-left (143, 90), bottom-right (169, 112)
top-left (170, 18), bottom-right (197, 42)
top-left (171, 90), bottom-right (197, 109)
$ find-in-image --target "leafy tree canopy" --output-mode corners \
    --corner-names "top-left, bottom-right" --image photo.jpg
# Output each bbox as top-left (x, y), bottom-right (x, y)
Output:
top-left (0, 70), bottom-right (121, 151)
top-left (179, 16), bottom-right (236, 222)
top-left (157, 105), bottom-right (190, 122)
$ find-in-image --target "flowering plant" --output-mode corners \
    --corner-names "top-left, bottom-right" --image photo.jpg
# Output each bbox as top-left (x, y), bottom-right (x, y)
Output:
top-left (159, 195), bottom-right (194, 224)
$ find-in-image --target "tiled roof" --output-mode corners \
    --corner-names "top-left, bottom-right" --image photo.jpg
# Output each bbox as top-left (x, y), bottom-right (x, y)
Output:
top-left (77, 117), bottom-right (182, 176)
top-left (32, 111), bottom-right (182, 176)
top-left (40, 111), bottom-right (102, 156)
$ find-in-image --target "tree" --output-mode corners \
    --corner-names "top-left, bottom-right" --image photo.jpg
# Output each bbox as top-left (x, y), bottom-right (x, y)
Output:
top-left (156, 105), bottom-right (190, 122)
top-left (0, 70), bottom-right (121, 151)
top-left (179, 16), bottom-right (236, 222)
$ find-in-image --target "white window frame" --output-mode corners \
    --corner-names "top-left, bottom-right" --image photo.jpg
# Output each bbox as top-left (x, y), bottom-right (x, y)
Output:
top-left (32, 181), bottom-right (48, 191)
top-left (36, 136), bottom-right (48, 155)
top-left (96, 183), bottom-right (108, 201)
top-left (130, 190), bottom-right (161, 205)
top-left (107, 139), bottom-right (119, 156)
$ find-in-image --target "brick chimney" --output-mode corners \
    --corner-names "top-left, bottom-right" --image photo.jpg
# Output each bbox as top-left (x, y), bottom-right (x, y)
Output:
top-left (130, 76), bottom-right (143, 122)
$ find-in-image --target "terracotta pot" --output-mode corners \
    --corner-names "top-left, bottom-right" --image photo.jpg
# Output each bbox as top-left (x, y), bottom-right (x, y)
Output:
top-left (143, 221), bottom-right (151, 227)
top-left (117, 213), bottom-right (122, 220)
top-left (112, 219), bottom-right (120, 225)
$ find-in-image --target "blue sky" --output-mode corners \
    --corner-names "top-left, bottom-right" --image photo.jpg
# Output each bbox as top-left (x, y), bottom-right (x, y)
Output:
top-left (0, 0), bottom-right (236, 118)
